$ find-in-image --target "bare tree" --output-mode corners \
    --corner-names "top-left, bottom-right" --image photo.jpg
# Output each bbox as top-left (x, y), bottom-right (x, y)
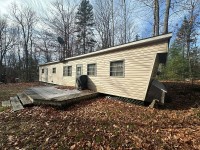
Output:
top-left (0, 17), bottom-right (16, 73)
top-left (35, 30), bottom-right (58, 62)
top-left (122, 0), bottom-right (127, 43)
top-left (10, 4), bottom-right (37, 81)
top-left (94, 0), bottom-right (113, 49)
top-left (43, 0), bottom-right (77, 59)
top-left (153, 0), bottom-right (159, 36)
top-left (111, 0), bottom-right (115, 46)
top-left (115, 0), bottom-right (136, 44)
top-left (0, 17), bottom-right (8, 72)
top-left (138, 0), bottom-right (172, 36)
top-left (163, 0), bottom-right (171, 34)
top-left (184, 0), bottom-right (200, 78)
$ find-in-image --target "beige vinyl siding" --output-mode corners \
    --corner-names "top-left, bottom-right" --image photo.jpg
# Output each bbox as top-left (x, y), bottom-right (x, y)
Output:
top-left (39, 67), bottom-right (47, 82)
top-left (39, 39), bottom-right (169, 101)
top-left (150, 54), bottom-right (160, 79)
top-left (40, 63), bottom-right (63, 85)
top-left (63, 62), bottom-right (76, 86)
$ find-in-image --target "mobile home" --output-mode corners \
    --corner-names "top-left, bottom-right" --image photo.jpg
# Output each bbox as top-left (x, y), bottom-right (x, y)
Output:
top-left (39, 33), bottom-right (172, 103)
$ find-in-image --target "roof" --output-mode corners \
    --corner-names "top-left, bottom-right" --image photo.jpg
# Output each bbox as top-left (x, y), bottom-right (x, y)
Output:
top-left (39, 33), bottom-right (172, 66)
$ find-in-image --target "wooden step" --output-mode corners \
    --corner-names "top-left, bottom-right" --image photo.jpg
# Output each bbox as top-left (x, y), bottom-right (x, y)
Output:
top-left (2, 100), bottom-right (11, 107)
top-left (10, 97), bottom-right (24, 111)
top-left (17, 93), bottom-right (33, 106)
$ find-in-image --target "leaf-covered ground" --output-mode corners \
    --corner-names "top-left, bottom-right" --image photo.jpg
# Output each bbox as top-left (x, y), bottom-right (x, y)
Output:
top-left (0, 82), bottom-right (200, 149)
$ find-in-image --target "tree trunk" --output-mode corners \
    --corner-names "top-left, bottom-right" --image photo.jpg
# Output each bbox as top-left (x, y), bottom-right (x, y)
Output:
top-left (83, 26), bottom-right (86, 54)
top-left (24, 43), bottom-right (29, 81)
top-left (0, 61), bottom-right (3, 74)
top-left (17, 46), bottom-right (21, 79)
top-left (163, 0), bottom-right (171, 34)
top-left (187, 3), bottom-right (195, 79)
top-left (123, 0), bottom-right (127, 43)
top-left (153, 0), bottom-right (159, 36)
top-left (111, 0), bottom-right (114, 46)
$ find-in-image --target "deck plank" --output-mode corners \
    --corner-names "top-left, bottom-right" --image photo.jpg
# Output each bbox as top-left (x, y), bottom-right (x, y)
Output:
top-left (17, 93), bottom-right (33, 106)
top-left (10, 97), bottom-right (24, 111)
top-left (2, 100), bottom-right (11, 107)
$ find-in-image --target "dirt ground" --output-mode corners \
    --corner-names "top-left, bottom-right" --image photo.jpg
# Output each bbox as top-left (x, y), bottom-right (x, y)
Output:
top-left (0, 82), bottom-right (200, 149)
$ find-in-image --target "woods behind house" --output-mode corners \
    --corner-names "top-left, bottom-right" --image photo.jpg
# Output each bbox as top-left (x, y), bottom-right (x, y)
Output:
top-left (0, 0), bottom-right (200, 82)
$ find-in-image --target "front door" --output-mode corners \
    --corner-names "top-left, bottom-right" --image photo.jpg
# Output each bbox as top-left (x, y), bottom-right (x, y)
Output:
top-left (76, 65), bottom-right (83, 88)
top-left (45, 68), bottom-right (48, 82)
top-left (76, 65), bottom-right (83, 76)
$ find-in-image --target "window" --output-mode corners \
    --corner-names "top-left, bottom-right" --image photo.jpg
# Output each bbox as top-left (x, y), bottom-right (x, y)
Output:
top-left (110, 60), bottom-right (124, 77)
top-left (52, 68), bottom-right (56, 73)
top-left (63, 66), bottom-right (72, 76)
top-left (76, 65), bottom-right (82, 76)
top-left (42, 69), bottom-right (44, 74)
top-left (87, 64), bottom-right (96, 76)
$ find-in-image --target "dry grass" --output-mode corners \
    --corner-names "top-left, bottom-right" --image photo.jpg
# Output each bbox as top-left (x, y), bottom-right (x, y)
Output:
top-left (0, 82), bottom-right (41, 101)
top-left (0, 82), bottom-right (41, 112)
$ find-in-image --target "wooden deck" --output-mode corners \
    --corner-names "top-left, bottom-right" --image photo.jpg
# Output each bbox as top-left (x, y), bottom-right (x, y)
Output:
top-left (1, 86), bottom-right (99, 111)
top-left (23, 87), bottom-right (99, 107)
top-left (10, 97), bottom-right (24, 111)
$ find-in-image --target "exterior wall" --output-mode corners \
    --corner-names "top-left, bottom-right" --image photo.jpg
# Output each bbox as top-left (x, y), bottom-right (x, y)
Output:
top-left (39, 63), bottom-right (63, 85)
top-left (39, 40), bottom-right (169, 101)
top-left (150, 54), bottom-right (160, 79)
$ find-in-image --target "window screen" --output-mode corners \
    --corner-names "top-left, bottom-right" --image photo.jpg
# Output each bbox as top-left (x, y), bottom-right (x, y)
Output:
top-left (110, 60), bottom-right (124, 77)
top-left (52, 68), bottom-right (56, 73)
top-left (63, 66), bottom-right (72, 76)
top-left (87, 64), bottom-right (96, 76)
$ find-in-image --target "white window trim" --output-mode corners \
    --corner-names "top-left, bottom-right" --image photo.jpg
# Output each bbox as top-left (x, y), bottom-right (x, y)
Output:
top-left (110, 60), bottom-right (125, 77)
top-left (63, 66), bottom-right (72, 76)
top-left (87, 63), bottom-right (97, 76)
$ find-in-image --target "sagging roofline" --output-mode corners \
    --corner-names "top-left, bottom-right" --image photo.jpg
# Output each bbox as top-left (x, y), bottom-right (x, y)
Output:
top-left (39, 33), bottom-right (172, 67)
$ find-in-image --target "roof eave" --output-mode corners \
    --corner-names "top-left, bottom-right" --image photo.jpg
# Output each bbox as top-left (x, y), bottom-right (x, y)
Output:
top-left (39, 33), bottom-right (172, 67)
top-left (64, 33), bottom-right (172, 62)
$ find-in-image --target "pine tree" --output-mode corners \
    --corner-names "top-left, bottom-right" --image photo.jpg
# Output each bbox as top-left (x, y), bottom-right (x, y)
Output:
top-left (161, 16), bottom-right (199, 80)
top-left (176, 17), bottom-right (196, 58)
top-left (176, 16), bottom-right (198, 79)
top-left (163, 42), bottom-right (189, 80)
top-left (75, 0), bottom-right (96, 54)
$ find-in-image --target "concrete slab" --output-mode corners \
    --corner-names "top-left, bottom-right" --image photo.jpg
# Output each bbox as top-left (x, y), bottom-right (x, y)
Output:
top-left (2, 100), bottom-right (11, 107)
top-left (10, 97), bottom-right (24, 111)
top-left (28, 86), bottom-right (81, 100)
